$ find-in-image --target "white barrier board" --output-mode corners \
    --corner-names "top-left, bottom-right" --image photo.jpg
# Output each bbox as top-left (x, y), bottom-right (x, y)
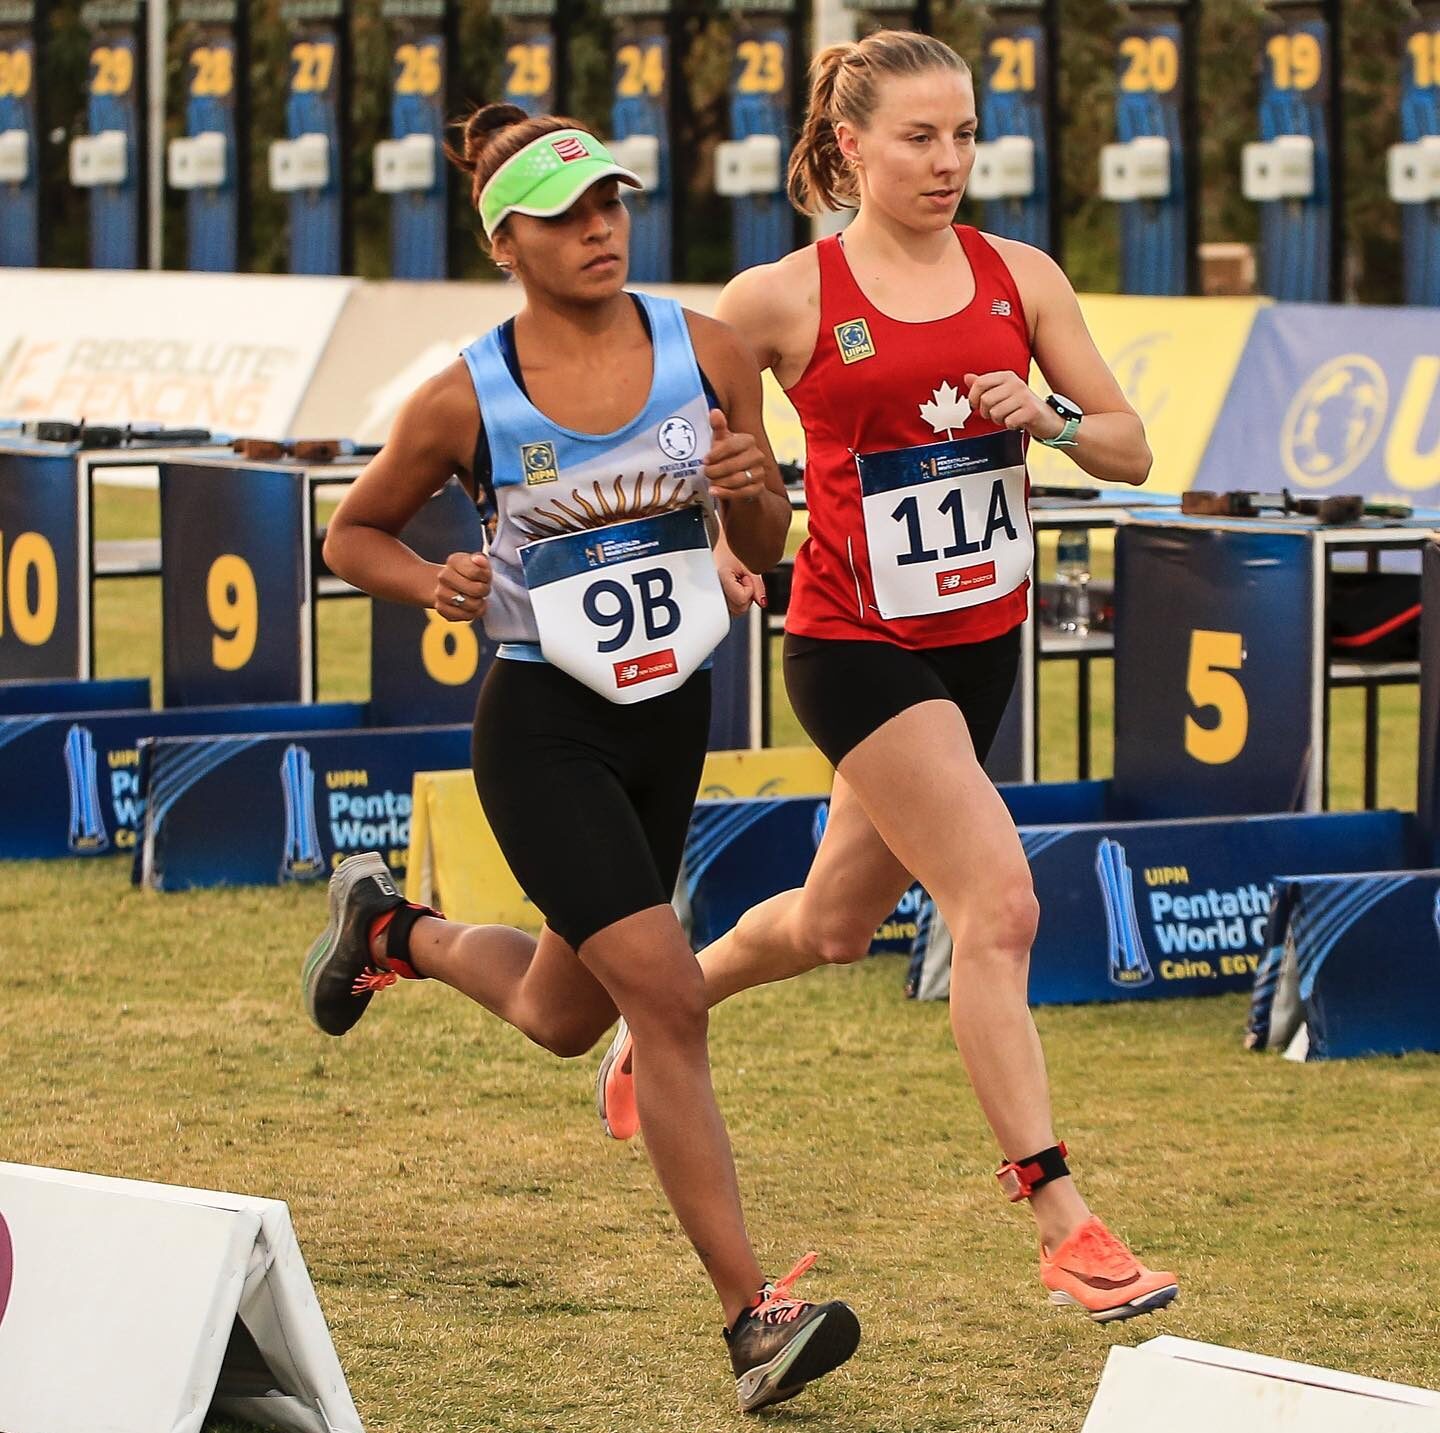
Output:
top-left (1084, 1337), bottom-right (1440, 1433)
top-left (0, 1162), bottom-right (363, 1433)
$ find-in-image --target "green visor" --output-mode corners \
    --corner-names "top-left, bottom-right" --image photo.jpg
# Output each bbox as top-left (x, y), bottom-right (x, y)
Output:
top-left (479, 129), bottom-right (643, 239)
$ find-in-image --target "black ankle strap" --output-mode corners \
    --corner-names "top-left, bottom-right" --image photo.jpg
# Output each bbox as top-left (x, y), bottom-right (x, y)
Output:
top-left (385, 902), bottom-right (438, 972)
top-left (996, 1142), bottom-right (1069, 1202)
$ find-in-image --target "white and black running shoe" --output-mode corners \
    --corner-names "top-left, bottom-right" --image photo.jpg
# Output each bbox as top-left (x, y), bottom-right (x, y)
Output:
top-left (725, 1253), bottom-right (861, 1413)
top-left (301, 852), bottom-right (406, 1036)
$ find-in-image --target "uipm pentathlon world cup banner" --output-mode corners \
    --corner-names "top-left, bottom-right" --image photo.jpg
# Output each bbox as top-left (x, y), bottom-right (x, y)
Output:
top-left (1195, 304), bottom-right (1440, 504)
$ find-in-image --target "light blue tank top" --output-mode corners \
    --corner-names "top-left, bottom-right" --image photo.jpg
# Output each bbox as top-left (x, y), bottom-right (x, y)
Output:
top-left (460, 292), bottom-right (715, 660)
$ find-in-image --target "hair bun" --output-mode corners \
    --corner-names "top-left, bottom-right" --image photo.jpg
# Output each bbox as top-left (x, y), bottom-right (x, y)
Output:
top-left (453, 102), bottom-right (530, 175)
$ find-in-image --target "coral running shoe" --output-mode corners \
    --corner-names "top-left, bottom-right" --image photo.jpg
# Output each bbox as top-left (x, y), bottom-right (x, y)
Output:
top-left (725, 1253), bottom-right (861, 1413)
top-left (1040, 1216), bottom-right (1178, 1322)
top-left (595, 1016), bottom-right (638, 1141)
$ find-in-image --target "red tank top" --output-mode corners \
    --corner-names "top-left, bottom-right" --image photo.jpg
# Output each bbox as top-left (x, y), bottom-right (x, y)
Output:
top-left (785, 225), bottom-right (1034, 649)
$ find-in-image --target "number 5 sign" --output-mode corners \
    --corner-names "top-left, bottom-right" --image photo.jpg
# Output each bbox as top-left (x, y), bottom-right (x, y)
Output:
top-left (1111, 520), bottom-right (1316, 820)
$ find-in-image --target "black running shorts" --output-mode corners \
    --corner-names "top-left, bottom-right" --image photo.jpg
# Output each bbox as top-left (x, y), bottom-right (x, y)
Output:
top-left (470, 659), bottom-right (711, 951)
top-left (783, 627), bottom-right (1021, 768)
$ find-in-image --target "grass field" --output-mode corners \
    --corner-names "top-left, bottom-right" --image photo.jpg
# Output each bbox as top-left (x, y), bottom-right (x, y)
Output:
top-left (3, 485), bottom-right (1437, 1430)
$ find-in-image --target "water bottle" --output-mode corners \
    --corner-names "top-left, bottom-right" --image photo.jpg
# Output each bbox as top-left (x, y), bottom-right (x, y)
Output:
top-left (1054, 528), bottom-right (1092, 638)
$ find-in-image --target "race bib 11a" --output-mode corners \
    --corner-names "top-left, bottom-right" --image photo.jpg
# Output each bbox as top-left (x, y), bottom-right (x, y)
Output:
top-left (857, 430), bottom-right (1033, 621)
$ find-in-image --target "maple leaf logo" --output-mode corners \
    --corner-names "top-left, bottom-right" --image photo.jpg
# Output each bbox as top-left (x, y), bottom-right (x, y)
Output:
top-left (919, 381), bottom-right (972, 439)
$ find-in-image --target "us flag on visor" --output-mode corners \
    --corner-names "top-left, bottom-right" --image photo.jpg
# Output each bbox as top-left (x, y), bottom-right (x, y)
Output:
top-left (553, 136), bottom-right (589, 162)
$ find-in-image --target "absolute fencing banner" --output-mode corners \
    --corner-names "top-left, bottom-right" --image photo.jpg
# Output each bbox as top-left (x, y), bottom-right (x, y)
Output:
top-left (0, 269), bottom-right (352, 432)
top-left (0, 676), bottom-right (148, 715)
top-left (139, 724), bottom-right (472, 890)
top-left (1245, 870), bottom-right (1440, 1062)
top-left (0, 701), bottom-right (360, 860)
top-left (1195, 304), bottom-right (1440, 504)
top-left (1025, 296), bottom-right (1262, 495)
top-left (0, 1162), bottom-right (363, 1433)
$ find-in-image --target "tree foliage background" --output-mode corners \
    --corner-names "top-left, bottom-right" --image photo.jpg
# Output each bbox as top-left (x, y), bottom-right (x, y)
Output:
top-left (33, 0), bottom-right (1418, 300)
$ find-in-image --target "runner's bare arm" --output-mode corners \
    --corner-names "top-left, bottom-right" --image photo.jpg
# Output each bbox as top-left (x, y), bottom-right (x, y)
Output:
top-left (980, 237), bottom-right (1153, 487)
top-left (713, 250), bottom-right (821, 389)
top-left (323, 362), bottom-right (490, 617)
top-left (687, 311), bottom-right (792, 573)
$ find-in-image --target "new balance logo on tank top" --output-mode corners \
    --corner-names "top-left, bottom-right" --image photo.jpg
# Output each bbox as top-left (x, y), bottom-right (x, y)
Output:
top-left (461, 293), bottom-right (726, 702)
top-left (785, 226), bottom-right (1035, 649)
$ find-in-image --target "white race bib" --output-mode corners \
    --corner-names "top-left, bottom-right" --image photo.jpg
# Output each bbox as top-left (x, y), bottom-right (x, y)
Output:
top-left (520, 506), bottom-right (730, 704)
top-left (857, 430), bottom-right (1033, 620)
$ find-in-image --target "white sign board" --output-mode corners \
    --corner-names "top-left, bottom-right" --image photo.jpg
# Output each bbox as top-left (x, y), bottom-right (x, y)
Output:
top-left (1084, 1337), bottom-right (1440, 1433)
top-left (0, 1162), bottom-right (363, 1433)
top-left (0, 271), bottom-right (354, 437)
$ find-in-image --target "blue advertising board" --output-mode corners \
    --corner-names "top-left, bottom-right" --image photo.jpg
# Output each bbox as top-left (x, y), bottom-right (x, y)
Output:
top-left (159, 461), bottom-right (310, 707)
top-left (176, 0), bottom-right (246, 272)
top-left (0, 701), bottom-right (361, 859)
top-left (282, 0), bottom-right (348, 275)
top-left (1113, 12), bottom-right (1190, 295)
top-left (607, 8), bottom-right (671, 282)
top-left (1194, 305), bottom-right (1440, 504)
top-left (368, 481), bottom-right (494, 727)
top-left (979, 6), bottom-right (1055, 254)
top-left (0, 2), bottom-right (40, 267)
top-left (727, 14), bottom-right (793, 271)
top-left (0, 676), bottom-right (147, 715)
top-left (82, 0), bottom-right (147, 270)
top-left (383, 0), bottom-right (449, 280)
top-left (496, 2), bottom-right (558, 119)
top-left (0, 446), bottom-right (86, 681)
top-left (138, 724), bottom-right (471, 889)
top-left (1112, 520), bottom-right (1315, 819)
top-left (1264, 870), bottom-right (1440, 1060)
top-left (1255, 10), bottom-right (1335, 302)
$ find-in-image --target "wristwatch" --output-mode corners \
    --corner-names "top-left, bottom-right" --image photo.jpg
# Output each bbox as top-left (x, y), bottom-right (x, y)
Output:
top-left (1038, 393), bottom-right (1082, 448)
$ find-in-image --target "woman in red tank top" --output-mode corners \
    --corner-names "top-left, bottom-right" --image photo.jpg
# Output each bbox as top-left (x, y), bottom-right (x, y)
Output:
top-left (598, 30), bottom-right (1179, 1323)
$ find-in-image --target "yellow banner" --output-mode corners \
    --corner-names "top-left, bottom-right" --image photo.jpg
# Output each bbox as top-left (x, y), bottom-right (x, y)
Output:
top-left (759, 295), bottom-right (1266, 494)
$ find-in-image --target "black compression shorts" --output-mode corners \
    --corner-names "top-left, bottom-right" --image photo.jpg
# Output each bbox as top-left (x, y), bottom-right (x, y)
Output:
top-left (783, 627), bottom-right (1021, 768)
top-left (470, 659), bottom-right (711, 951)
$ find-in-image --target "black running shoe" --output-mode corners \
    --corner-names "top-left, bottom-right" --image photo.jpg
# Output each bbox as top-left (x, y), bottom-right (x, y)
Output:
top-left (725, 1253), bottom-right (861, 1413)
top-left (302, 852), bottom-right (406, 1036)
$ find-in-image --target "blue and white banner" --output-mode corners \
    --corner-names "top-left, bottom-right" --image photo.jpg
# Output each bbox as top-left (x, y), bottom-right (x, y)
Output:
top-left (0, 702), bottom-right (361, 860)
top-left (138, 724), bottom-right (471, 890)
top-left (1257, 870), bottom-right (1440, 1060)
top-left (1195, 305), bottom-right (1440, 503)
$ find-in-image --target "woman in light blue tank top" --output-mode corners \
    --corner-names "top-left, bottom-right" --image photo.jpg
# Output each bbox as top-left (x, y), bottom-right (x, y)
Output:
top-left (300, 104), bottom-right (861, 1412)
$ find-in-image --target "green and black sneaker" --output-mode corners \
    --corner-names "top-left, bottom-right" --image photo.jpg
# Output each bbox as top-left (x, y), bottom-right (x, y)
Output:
top-left (302, 852), bottom-right (411, 1036)
top-left (725, 1253), bottom-right (861, 1414)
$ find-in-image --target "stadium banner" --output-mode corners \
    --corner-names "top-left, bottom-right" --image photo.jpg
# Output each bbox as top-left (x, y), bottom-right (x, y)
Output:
top-left (687, 791), bottom-right (1412, 1004)
top-left (0, 1162), bottom-right (363, 1433)
top-left (0, 676), bottom-right (148, 715)
top-left (0, 269), bottom-right (352, 433)
top-left (1247, 870), bottom-right (1440, 1063)
top-left (0, 701), bottom-right (361, 861)
top-left (1111, 520), bottom-right (1315, 820)
top-left (0, 446), bottom-right (87, 681)
top-left (138, 724), bottom-right (472, 890)
top-left (407, 747), bottom-right (838, 933)
top-left (1194, 303), bottom-right (1440, 503)
top-left (1026, 296), bottom-right (1262, 495)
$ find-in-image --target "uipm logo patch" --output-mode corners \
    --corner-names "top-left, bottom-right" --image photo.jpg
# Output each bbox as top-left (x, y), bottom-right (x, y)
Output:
top-left (521, 441), bottom-right (559, 485)
top-left (834, 319), bottom-right (876, 365)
